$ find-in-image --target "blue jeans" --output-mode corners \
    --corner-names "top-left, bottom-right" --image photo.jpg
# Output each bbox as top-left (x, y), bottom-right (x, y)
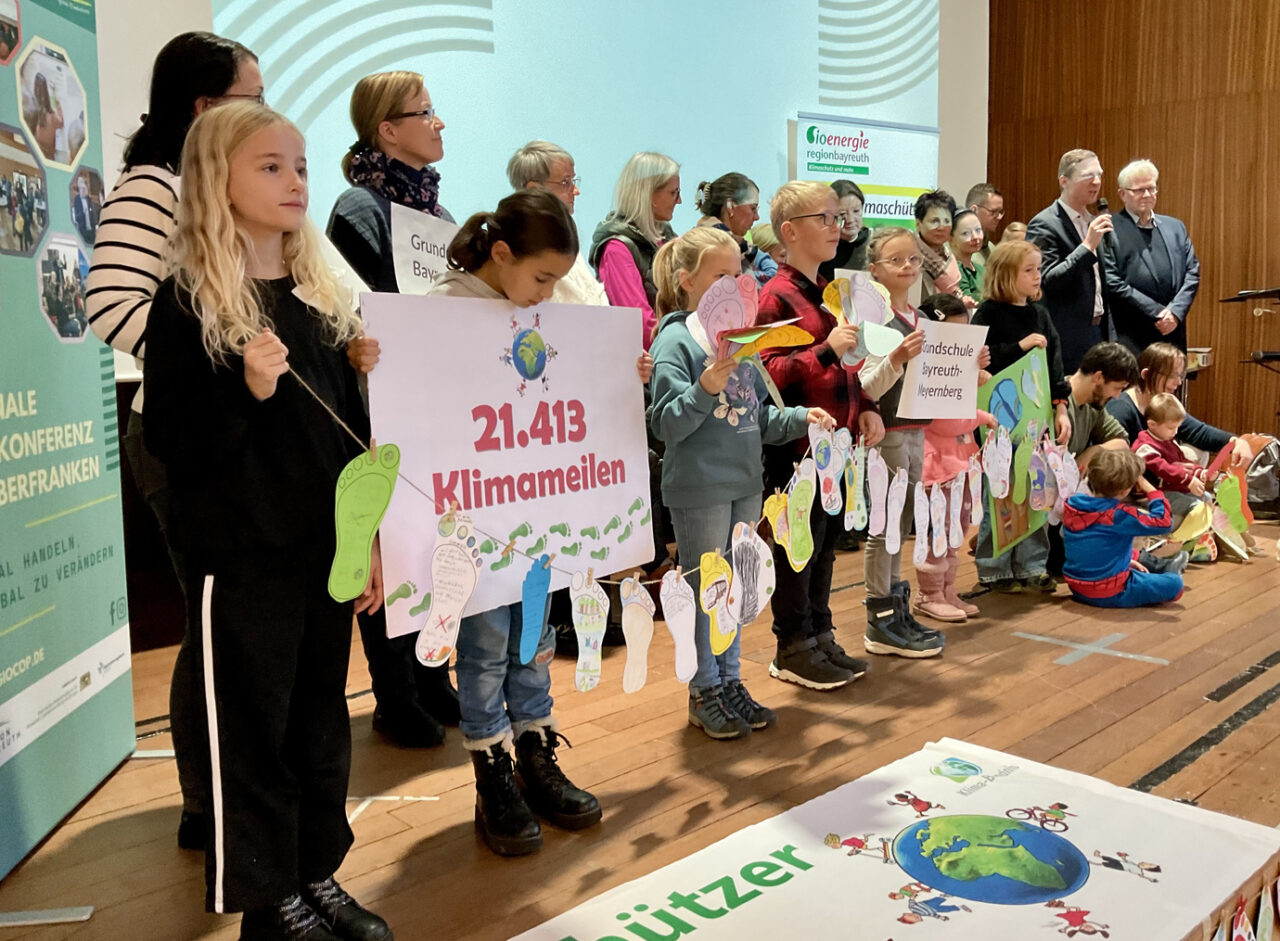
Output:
top-left (455, 602), bottom-right (554, 742)
top-left (1070, 571), bottom-right (1183, 608)
top-left (974, 479), bottom-right (1050, 582)
top-left (668, 494), bottom-right (762, 693)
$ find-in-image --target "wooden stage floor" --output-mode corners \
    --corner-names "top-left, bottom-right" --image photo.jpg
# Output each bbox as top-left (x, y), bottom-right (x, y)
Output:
top-left (3, 524), bottom-right (1280, 940)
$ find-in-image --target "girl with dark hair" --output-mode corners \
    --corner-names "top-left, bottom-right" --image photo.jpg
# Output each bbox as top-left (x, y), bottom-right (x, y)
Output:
top-left (84, 29), bottom-right (261, 853)
top-left (694, 171), bottom-right (777, 287)
top-left (818, 178), bottom-right (869, 281)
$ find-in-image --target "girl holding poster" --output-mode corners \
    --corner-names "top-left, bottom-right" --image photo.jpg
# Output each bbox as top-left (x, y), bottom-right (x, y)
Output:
top-left (649, 226), bottom-right (835, 741)
top-left (143, 103), bottom-right (391, 939)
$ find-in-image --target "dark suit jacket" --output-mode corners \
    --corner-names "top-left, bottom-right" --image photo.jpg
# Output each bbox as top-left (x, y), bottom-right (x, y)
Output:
top-left (1026, 201), bottom-right (1113, 374)
top-left (1101, 210), bottom-right (1199, 354)
top-left (71, 194), bottom-right (98, 243)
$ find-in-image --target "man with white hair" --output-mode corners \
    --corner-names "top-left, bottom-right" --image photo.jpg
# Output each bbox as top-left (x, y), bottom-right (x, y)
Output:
top-left (506, 140), bottom-right (608, 306)
top-left (1102, 158), bottom-right (1200, 354)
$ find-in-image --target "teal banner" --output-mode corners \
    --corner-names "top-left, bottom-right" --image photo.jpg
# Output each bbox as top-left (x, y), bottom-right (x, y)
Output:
top-left (0, 0), bottom-right (134, 881)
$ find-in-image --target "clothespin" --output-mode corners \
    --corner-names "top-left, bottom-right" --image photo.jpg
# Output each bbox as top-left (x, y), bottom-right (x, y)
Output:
top-left (368, 437), bottom-right (378, 461)
top-left (501, 539), bottom-right (517, 558)
top-left (542, 553), bottom-right (557, 569)
top-left (587, 567), bottom-right (594, 584)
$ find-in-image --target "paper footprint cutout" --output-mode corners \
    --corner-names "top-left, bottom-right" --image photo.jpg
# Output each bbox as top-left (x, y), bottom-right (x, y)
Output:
top-left (763, 490), bottom-right (790, 560)
top-left (809, 424), bottom-right (843, 516)
top-left (867, 448), bottom-right (890, 536)
top-left (929, 483), bottom-right (948, 558)
top-left (520, 555), bottom-right (554, 665)
top-left (328, 444), bottom-right (400, 602)
top-left (697, 273), bottom-right (758, 355)
top-left (569, 569), bottom-right (609, 690)
top-left (1216, 474), bottom-right (1252, 533)
top-left (786, 457), bottom-right (818, 570)
top-left (415, 510), bottom-right (484, 666)
top-left (620, 574), bottom-right (656, 694)
top-left (949, 473), bottom-right (966, 549)
top-left (1011, 437), bottom-right (1033, 505)
top-left (989, 426), bottom-right (1013, 499)
top-left (913, 481), bottom-right (930, 566)
top-left (1028, 443), bottom-right (1051, 511)
top-left (728, 520), bottom-right (775, 626)
top-left (968, 453), bottom-right (984, 527)
top-left (660, 569), bottom-right (698, 683)
top-left (700, 551), bottom-right (738, 655)
top-left (851, 435), bottom-right (869, 531)
top-left (884, 468), bottom-right (910, 555)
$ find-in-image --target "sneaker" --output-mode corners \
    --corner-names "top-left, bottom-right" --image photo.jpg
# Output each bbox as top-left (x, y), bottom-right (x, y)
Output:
top-left (240, 894), bottom-right (342, 941)
top-left (814, 631), bottom-right (869, 679)
top-left (769, 644), bottom-right (854, 689)
top-left (303, 877), bottom-right (393, 941)
top-left (723, 680), bottom-right (777, 730)
top-left (983, 577), bottom-right (1023, 593)
top-left (864, 595), bottom-right (944, 659)
top-left (1022, 573), bottom-right (1059, 592)
top-left (688, 686), bottom-right (752, 740)
top-left (1137, 549), bottom-right (1189, 575)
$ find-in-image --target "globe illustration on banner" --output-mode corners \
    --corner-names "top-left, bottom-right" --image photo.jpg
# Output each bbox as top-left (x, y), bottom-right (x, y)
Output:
top-left (512, 329), bottom-right (548, 382)
top-left (893, 815), bottom-right (1089, 905)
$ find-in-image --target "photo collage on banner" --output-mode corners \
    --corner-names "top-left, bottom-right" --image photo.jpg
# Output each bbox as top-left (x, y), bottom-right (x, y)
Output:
top-left (0, 0), bottom-right (133, 881)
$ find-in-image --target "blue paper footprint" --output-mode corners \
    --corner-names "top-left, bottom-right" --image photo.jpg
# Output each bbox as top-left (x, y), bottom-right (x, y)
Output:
top-left (520, 554), bottom-right (553, 664)
top-left (991, 377), bottom-right (1023, 430)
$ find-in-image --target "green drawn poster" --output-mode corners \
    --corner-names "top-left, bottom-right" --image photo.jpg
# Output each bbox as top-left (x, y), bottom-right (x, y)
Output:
top-left (0, 0), bottom-right (134, 881)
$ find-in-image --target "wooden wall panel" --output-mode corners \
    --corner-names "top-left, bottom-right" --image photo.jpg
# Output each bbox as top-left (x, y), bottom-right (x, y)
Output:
top-left (988, 0), bottom-right (1280, 434)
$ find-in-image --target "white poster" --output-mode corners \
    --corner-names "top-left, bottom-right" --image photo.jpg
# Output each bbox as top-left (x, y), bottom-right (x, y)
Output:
top-left (363, 294), bottom-right (653, 637)
top-left (389, 202), bottom-right (457, 295)
top-left (898, 320), bottom-right (989, 420)
top-left (514, 738), bottom-right (1280, 941)
top-left (791, 113), bottom-right (939, 228)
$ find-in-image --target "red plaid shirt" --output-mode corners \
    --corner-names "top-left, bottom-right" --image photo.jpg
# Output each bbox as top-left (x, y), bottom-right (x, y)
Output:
top-left (756, 264), bottom-right (875, 452)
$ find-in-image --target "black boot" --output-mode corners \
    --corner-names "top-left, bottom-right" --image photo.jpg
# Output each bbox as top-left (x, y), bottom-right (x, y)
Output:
top-left (890, 580), bottom-right (942, 640)
top-left (371, 701), bottom-right (445, 748)
top-left (413, 663), bottom-right (461, 726)
top-left (303, 877), bottom-right (393, 941)
top-left (514, 728), bottom-right (602, 830)
top-left (470, 742), bottom-right (542, 856)
top-left (240, 894), bottom-right (341, 941)
top-left (864, 595), bottom-right (944, 658)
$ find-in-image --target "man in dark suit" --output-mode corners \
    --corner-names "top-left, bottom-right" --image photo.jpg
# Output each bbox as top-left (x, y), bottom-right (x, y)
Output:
top-left (1027, 148), bottom-right (1115, 374)
top-left (71, 175), bottom-right (98, 244)
top-left (1101, 159), bottom-right (1199, 354)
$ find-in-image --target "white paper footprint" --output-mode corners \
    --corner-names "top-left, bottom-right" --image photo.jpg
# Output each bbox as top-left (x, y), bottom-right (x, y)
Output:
top-left (728, 520), bottom-right (775, 626)
top-left (660, 569), bottom-right (698, 684)
top-left (968, 454), bottom-right (984, 528)
top-left (981, 427), bottom-right (1000, 493)
top-left (930, 483), bottom-right (948, 558)
top-left (849, 437), bottom-right (870, 532)
top-left (884, 467), bottom-right (909, 555)
top-left (415, 510), bottom-right (484, 666)
top-left (809, 424), bottom-right (843, 516)
top-left (570, 571), bottom-right (610, 692)
top-left (989, 426), bottom-right (1013, 499)
top-left (913, 481), bottom-right (930, 566)
top-left (949, 473), bottom-right (966, 549)
top-left (620, 574), bottom-right (656, 694)
top-left (1046, 445), bottom-right (1070, 523)
top-left (867, 447), bottom-right (890, 536)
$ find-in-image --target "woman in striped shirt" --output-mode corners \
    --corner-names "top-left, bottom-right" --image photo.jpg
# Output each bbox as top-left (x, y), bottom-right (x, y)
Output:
top-left (86, 29), bottom-right (262, 854)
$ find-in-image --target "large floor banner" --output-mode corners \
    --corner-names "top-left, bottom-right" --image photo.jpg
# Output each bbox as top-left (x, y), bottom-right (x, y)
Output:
top-left (0, 0), bottom-right (133, 881)
top-left (363, 295), bottom-right (653, 639)
top-left (516, 739), bottom-right (1280, 940)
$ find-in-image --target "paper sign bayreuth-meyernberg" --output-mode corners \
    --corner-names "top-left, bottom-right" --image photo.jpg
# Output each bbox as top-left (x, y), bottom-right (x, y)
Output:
top-left (896, 319), bottom-right (988, 420)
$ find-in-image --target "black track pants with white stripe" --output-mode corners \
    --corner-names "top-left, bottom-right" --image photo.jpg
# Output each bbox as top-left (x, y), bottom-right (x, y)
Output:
top-left (186, 560), bottom-right (355, 913)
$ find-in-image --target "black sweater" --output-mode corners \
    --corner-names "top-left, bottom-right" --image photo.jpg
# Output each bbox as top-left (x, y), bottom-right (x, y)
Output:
top-left (143, 277), bottom-right (369, 563)
top-left (971, 298), bottom-right (1070, 402)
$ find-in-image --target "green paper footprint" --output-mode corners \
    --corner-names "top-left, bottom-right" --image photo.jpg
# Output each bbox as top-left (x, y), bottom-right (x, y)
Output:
top-left (603, 515), bottom-right (622, 535)
top-left (1217, 476), bottom-right (1249, 532)
top-left (1012, 437), bottom-right (1032, 505)
top-left (550, 522), bottom-right (570, 537)
top-left (788, 465), bottom-right (816, 567)
top-left (580, 525), bottom-right (600, 540)
top-left (590, 546), bottom-right (610, 561)
top-left (328, 444), bottom-right (401, 603)
top-left (560, 541), bottom-right (582, 556)
top-left (616, 522), bottom-right (633, 543)
top-left (409, 592), bottom-right (433, 617)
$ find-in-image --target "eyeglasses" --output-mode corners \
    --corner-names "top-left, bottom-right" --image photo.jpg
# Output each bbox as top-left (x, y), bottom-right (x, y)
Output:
top-left (547, 175), bottom-right (581, 192)
top-left (220, 93), bottom-right (266, 105)
top-left (979, 204), bottom-right (1005, 219)
top-left (789, 211), bottom-right (847, 229)
top-left (874, 254), bottom-right (923, 269)
top-left (387, 107), bottom-right (436, 122)
top-left (1073, 171), bottom-right (1104, 182)
top-left (1122, 185), bottom-right (1158, 196)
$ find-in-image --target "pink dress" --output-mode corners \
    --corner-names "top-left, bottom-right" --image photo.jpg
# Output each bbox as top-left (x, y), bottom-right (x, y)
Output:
top-left (923, 412), bottom-right (991, 486)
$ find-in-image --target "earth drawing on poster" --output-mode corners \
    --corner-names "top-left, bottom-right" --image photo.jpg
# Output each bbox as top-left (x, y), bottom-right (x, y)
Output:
top-left (892, 814), bottom-right (1090, 905)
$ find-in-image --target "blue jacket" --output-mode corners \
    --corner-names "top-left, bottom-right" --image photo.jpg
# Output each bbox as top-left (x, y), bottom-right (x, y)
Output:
top-left (649, 312), bottom-right (808, 508)
top-left (1062, 491), bottom-right (1171, 595)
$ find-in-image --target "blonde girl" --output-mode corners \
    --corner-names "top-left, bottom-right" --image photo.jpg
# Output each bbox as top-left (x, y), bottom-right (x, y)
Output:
top-left (143, 102), bottom-right (391, 940)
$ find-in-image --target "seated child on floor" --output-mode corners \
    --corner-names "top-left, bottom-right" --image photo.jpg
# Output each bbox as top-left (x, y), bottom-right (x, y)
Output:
top-left (1062, 449), bottom-right (1184, 608)
top-left (1134, 393), bottom-right (1207, 496)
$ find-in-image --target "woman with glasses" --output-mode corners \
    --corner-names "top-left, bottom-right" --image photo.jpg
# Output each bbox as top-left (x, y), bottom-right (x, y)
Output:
top-left (693, 171), bottom-right (777, 288)
top-left (914, 189), bottom-right (966, 304)
top-left (326, 70), bottom-right (460, 750)
top-left (950, 208), bottom-right (985, 306)
top-left (85, 30), bottom-right (263, 854)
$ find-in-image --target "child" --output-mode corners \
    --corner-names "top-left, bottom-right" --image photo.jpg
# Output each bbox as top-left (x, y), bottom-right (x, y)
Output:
top-left (756, 181), bottom-right (883, 686)
top-left (1062, 449), bottom-right (1184, 607)
top-left (856, 226), bottom-right (940, 656)
top-left (971, 240), bottom-right (1072, 592)
top-left (650, 224), bottom-right (835, 737)
top-left (1134, 392), bottom-right (1208, 503)
top-left (142, 103), bottom-right (391, 940)
top-left (431, 189), bottom-right (605, 856)
top-left (916, 294), bottom-right (996, 621)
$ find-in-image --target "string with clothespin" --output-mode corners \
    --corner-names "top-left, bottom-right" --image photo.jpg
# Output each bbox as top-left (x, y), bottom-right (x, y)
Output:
top-left (288, 364), bottom-right (833, 587)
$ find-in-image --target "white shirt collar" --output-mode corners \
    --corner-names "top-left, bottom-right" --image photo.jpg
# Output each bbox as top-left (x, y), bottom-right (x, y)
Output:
top-left (1125, 207), bottom-right (1158, 229)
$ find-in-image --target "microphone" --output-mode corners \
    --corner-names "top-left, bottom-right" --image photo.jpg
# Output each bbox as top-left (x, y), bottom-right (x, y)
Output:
top-left (1096, 197), bottom-right (1109, 214)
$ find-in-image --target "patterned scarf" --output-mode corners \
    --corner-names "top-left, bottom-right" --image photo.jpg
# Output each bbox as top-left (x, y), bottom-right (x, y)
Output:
top-left (916, 233), bottom-right (952, 282)
top-left (345, 146), bottom-right (444, 217)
